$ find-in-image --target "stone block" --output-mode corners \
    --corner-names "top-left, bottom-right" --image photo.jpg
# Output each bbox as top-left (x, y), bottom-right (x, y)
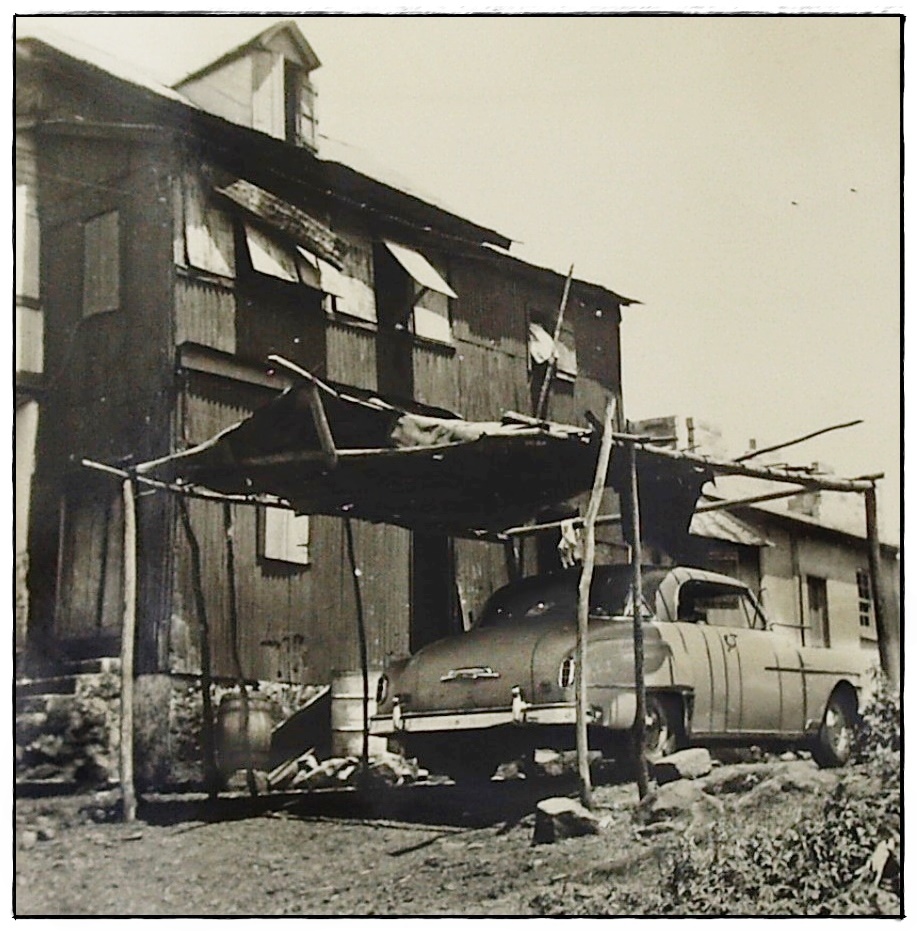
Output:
top-left (652, 748), bottom-right (712, 785)
top-left (533, 797), bottom-right (602, 845)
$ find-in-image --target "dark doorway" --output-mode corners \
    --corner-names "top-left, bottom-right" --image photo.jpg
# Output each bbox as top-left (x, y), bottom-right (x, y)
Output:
top-left (411, 533), bottom-right (458, 652)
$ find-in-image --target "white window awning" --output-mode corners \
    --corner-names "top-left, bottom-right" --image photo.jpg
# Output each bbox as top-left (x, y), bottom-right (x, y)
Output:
top-left (383, 240), bottom-right (457, 299)
top-left (246, 223), bottom-right (299, 281)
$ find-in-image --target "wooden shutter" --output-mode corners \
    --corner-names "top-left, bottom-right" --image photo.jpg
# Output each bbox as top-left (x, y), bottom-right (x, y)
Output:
top-left (83, 211), bottom-right (120, 316)
top-left (261, 507), bottom-right (310, 566)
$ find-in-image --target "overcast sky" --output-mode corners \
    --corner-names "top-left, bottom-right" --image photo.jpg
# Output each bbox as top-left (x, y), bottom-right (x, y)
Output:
top-left (15, 13), bottom-right (902, 535)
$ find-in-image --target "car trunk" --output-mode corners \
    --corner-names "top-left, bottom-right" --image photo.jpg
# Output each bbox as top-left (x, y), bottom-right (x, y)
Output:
top-left (397, 617), bottom-right (574, 713)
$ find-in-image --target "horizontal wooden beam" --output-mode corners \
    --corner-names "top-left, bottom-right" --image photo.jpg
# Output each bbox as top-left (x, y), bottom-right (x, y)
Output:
top-left (631, 442), bottom-right (880, 493)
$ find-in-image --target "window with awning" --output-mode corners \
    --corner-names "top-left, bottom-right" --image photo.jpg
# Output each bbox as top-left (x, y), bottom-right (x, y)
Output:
top-left (244, 223), bottom-right (318, 285)
top-left (381, 240), bottom-right (455, 344)
top-left (297, 242), bottom-right (377, 323)
top-left (175, 174), bottom-right (236, 278)
top-left (528, 321), bottom-right (578, 380)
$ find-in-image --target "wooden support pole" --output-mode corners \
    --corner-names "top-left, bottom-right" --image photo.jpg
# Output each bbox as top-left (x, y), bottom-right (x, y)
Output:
top-left (575, 399), bottom-right (617, 809)
top-left (535, 264), bottom-right (574, 420)
top-left (119, 478), bottom-right (138, 823)
top-left (344, 518), bottom-right (371, 778)
top-left (223, 502), bottom-right (257, 797)
top-left (306, 380), bottom-right (339, 470)
top-left (865, 486), bottom-right (899, 687)
top-left (628, 444), bottom-right (650, 801)
top-left (177, 497), bottom-right (219, 798)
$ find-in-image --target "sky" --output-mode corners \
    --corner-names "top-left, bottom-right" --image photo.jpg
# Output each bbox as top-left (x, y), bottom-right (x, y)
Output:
top-left (14, 12), bottom-right (903, 537)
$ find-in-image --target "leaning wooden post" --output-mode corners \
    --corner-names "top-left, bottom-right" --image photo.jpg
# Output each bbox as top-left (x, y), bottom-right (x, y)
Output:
top-left (628, 444), bottom-right (650, 800)
top-left (119, 477), bottom-right (138, 823)
top-left (865, 484), bottom-right (899, 687)
top-left (177, 497), bottom-right (220, 798)
top-left (344, 518), bottom-right (371, 781)
top-left (535, 264), bottom-right (575, 420)
top-left (223, 502), bottom-right (257, 797)
top-left (575, 398), bottom-right (617, 809)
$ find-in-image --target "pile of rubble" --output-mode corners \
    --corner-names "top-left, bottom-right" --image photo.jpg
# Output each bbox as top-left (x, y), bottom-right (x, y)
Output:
top-left (222, 749), bottom-right (431, 794)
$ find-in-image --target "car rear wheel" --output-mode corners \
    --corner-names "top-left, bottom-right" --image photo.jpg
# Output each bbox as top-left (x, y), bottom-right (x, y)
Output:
top-left (643, 694), bottom-right (679, 762)
top-left (811, 690), bottom-right (857, 768)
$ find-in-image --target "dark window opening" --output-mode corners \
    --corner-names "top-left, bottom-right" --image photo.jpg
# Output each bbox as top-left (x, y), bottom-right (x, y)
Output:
top-left (806, 575), bottom-right (830, 647)
top-left (285, 61), bottom-right (316, 150)
top-left (856, 569), bottom-right (873, 628)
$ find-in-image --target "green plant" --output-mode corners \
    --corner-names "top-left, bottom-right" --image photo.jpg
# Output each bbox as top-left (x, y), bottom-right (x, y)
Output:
top-left (853, 670), bottom-right (900, 760)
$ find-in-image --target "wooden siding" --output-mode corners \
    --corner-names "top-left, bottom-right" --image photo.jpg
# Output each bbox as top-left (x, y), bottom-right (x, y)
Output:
top-left (28, 137), bottom-right (176, 662)
top-left (234, 276), bottom-right (326, 373)
top-left (413, 342), bottom-right (458, 411)
top-left (450, 257), bottom-right (527, 354)
top-left (326, 320), bottom-right (377, 390)
top-left (175, 275), bottom-right (237, 354)
top-left (173, 371), bottom-right (411, 682)
top-left (455, 340), bottom-right (530, 421)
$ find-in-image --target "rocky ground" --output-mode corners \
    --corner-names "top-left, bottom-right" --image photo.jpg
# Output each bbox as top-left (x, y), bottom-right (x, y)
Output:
top-left (15, 754), bottom-right (900, 917)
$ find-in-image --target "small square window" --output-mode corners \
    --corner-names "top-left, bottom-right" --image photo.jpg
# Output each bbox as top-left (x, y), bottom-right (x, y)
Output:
top-left (260, 507), bottom-right (310, 566)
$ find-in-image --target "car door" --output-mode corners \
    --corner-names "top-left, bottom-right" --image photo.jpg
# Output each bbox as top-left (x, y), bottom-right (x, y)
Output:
top-left (679, 580), bottom-right (783, 736)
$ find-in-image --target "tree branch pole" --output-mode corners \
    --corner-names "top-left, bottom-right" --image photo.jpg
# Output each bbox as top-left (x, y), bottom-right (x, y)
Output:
top-left (864, 485), bottom-right (899, 687)
top-left (575, 398), bottom-right (617, 809)
top-left (628, 443), bottom-right (650, 801)
top-left (637, 442), bottom-right (880, 493)
top-left (535, 264), bottom-right (574, 420)
top-left (344, 518), bottom-right (371, 780)
top-left (223, 502), bottom-right (257, 797)
top-left (734, 419), bottom-right (863, 463)
top-left (119, 477), bottom-right (138, 823)
top-left (177, 497), bottom-right (219, 798)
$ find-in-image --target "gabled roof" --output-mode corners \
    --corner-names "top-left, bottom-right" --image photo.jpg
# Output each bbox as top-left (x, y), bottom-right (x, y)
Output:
top-left (690, 508), bottom-right (771, 547)
top-left (17, 33), bottom-right (634, 307)
top-left (174, 19), bottom-right (321, 87)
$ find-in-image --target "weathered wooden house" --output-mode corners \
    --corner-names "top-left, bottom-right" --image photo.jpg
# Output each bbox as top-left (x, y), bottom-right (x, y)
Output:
top-left (15, 23), bottom-right (632, 787)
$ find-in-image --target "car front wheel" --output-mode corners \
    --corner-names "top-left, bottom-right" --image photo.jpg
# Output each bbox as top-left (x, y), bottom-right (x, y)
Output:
top-left (642, 694), bottom-right (679, 762)
top-left (811, 690), bottom-right (857, 768)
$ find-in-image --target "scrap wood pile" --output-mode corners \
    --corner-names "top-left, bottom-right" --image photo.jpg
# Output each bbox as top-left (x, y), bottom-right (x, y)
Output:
top-left (263, 750), bottom-right (430, 792)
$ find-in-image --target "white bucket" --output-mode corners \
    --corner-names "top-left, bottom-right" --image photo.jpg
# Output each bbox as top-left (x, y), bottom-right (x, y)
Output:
top-left (331, 670), bottom-right (387, 758)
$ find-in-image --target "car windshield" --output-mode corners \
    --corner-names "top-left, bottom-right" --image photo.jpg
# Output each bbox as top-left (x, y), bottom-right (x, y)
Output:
top-left (476, 567), bottom-right (642, 628)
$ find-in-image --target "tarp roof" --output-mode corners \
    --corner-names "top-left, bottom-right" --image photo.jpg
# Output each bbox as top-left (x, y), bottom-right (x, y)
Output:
top-left (137, 369), bottom-right (711, 544)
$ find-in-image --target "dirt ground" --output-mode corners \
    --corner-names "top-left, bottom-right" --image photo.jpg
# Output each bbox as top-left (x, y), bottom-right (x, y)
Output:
top-left (13, 759), bottom-right (898, 917)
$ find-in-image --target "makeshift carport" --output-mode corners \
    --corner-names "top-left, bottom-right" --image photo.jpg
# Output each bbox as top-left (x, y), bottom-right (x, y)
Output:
top-left (84, 356), bottom-right (895, 816)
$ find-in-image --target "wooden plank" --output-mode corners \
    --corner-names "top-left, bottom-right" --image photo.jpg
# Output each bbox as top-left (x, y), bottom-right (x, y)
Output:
top-left (865, 486), bottom-right (899, 686)
top-left (119, 478), bottom-right (137, 822)
top-left (575, 399), bottom-right (616, 809)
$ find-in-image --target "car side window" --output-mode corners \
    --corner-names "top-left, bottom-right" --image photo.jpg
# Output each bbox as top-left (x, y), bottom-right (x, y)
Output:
top-left (677, 580), bottom-right (753, 629)
top-left (740, 592), bottom-right (769, 631)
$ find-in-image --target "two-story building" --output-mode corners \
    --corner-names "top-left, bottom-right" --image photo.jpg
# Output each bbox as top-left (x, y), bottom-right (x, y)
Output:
top-left (15, 23), bottom-right (633, 787)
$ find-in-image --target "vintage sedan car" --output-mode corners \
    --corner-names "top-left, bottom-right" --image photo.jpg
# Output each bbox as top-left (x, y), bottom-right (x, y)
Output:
top-left (371, 565), bottom-right (874, 781)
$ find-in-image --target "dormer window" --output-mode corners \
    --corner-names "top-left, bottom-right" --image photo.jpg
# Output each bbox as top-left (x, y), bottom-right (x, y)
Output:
top-left (285, 61), bottom-right (317, 150)
top-left (174, 21), bottom-right (321, 150)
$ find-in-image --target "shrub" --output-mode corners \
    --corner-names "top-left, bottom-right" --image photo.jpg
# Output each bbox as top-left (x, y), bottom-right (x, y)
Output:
top-left (532, 758), bottom-right (900, 917)
top-left (853, 670), bottom-right (900, 760)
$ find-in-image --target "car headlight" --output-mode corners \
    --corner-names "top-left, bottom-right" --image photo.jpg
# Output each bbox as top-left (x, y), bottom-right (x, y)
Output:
top-left (375, 673), bottom-right (389, 704)
top-left (558, 655), bottom-right (576, 689)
